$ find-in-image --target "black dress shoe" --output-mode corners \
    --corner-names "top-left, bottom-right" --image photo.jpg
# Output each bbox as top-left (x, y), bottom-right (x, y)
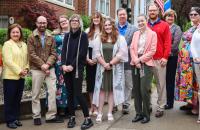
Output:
top-left (46, 116), bottom-right (64, 123)
top-left (14, 120), bottom-right (22, 126)
top-left (67, 116), bottom-right (76, 128)
top-left (141, 117), bottom-right (150, 124)
top-left (81, 118), bottom-right (93, 130)
top-left (164, 105), bottom-right (173, 110)
top-left (132, 114), bottom-right (143, 122)
top-left (7, 122), bottom-right (17, 129)
top-left (34, 118), bottom-right (41, 125)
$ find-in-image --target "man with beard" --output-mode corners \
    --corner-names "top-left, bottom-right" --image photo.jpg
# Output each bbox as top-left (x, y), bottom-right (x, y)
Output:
top-left (28, 16), bottom-right (64, 125)
top-left (147, 3), bottom-right (171, 117)
top-left (116, 8), bottom-right (137, 114)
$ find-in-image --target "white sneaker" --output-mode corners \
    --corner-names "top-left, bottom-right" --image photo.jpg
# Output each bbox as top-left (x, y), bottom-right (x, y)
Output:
top-left (93, 111), bottom-right (98, 116)
top-left (107, 113), bottom-right (114, 121)
top-left (96, 113), bottom-right (103, 123)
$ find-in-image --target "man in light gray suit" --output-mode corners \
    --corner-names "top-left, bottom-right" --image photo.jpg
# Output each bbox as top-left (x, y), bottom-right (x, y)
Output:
top-left (116, 8), bottom-right (138, 114)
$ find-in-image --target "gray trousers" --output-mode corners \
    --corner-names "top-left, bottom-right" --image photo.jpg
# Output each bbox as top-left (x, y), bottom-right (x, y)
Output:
top-left (132, 65), bottom-right (153, 119)
top-left (194, 64), bottom-right (200, 120)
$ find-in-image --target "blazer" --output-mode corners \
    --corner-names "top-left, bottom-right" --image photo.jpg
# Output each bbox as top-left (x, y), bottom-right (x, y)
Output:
top-left (130, 28), bottom-right (157, 67)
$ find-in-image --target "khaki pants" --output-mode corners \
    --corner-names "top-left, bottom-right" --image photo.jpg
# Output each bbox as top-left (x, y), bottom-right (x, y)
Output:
top-left (124, 70), bottom-right (133, 103)
top-left (153, 60), bottom-right (167, 111)
top-left (31, 68), bottom-right (57, 120)
top-left (194, 64), bottom-right (200, 120)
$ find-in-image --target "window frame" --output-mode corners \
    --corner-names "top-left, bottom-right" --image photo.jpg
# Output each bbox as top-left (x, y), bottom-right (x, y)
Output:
top-left (45, 0), bottom-right (75, 10)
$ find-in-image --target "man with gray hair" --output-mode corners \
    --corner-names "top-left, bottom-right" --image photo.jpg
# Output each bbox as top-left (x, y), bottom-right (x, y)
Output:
top-left (28, 16), bottom-right (64, 125)
top-left (116, 8), bottom-right (138, 114)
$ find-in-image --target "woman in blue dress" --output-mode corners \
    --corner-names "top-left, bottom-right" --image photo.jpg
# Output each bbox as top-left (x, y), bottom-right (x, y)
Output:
top-left (52, 15), bottom-right (69, 116)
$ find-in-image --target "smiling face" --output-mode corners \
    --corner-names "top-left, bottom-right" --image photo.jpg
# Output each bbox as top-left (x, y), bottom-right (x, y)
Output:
top-left (10, 27), bottom-right (21, 42)
top-left (70, 18), bottom-right (80, 30)
top-left (93, 15), bottom-right (101, 26)
top-left (36, 16), bottom-right (47, 32)
top-left (189, 10), bottom-right (200, 25)
top-left (59, 17), bottom-right (69, 30)
top-left (148, 5), bottom-right (159, 20)
top-left (104, 20), bottom-right (112, 34)
top-left (117, 9), bottom-right (127, 25)
top-left (137, 16), bottom-right (147, 31)
top-left (165, 13), bottom-right (175, 25)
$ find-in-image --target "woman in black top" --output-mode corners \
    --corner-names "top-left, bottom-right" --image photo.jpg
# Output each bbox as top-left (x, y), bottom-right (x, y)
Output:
top-left (61, 14), bottom-right (93, 130)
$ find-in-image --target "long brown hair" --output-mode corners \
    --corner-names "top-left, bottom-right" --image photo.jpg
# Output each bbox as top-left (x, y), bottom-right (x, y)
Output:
top-left (101, 18), bottom-right (119, 44)
top-left (87, 12), bottom-right (103, 40)
top-left (7, 23), bottom-right (24, 41)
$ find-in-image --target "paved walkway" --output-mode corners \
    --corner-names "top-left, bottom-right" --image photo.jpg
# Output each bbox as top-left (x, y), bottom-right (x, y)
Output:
top-left (1, 89), bottom-right (200, 130)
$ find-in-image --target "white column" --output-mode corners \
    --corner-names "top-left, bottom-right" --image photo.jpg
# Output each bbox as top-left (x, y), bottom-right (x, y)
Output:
top-left (140, 0), bottom-right (145, 14)
top-left (134, 0), bottom-right (139, 25)
top-left (88, 0), bottom-right (92, 16)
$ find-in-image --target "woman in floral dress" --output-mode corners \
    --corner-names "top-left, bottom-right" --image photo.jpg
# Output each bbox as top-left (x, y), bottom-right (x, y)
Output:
top-left (175, 7), bottom-right (200, 114)
top-left (53, 15), bottom-right (69, 116)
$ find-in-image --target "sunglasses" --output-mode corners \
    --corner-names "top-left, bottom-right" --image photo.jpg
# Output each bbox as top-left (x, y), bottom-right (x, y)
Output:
top-left (189, 13), bottom-right (199, 17)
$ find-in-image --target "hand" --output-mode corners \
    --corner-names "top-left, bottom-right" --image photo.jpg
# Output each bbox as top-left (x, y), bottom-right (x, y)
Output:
top-left (104, 63), bottom-right (111, 70)
top-left (45, 70), bottom-right (50, 76)
top-left (160, 58), bottom-right (168, 67)
top-left (19, 69), bottom-right (28, 77)
top-left (62, 65), bottom-right (68, 73)
top-left (87, 59), bottom-right (96, 66)
top-left (136, 63), bottom-right (141, 69)
top-left (67, 65), bottom-right (74, 72)
top-left (41, 64), bottom-right (49, 71)
top-left (135, 58), bottom-right (140, 65)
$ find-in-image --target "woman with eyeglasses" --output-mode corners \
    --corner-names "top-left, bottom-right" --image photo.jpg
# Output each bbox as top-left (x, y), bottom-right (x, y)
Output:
top-left (175, 7), bottom-right (200, 115)
top-left (163, 9), bottom-right (182, 110)
top-left (61, 14), bottom-right (93, 130)
top-left (52, 15), bottom-right (69, 117)
top-left (190, 7), bottom-right (200, 123)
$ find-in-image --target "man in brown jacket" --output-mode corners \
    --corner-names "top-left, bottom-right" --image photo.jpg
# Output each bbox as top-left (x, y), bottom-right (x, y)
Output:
top-left (28, 16), bottom-right (63, 125)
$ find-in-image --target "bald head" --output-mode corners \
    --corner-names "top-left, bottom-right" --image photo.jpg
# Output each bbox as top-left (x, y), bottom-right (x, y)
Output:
top-left (36, 16), bottom-right (47, 32)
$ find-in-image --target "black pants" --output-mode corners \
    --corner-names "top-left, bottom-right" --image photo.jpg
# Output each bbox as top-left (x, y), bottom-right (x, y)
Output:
top-left (86, 64), bottom-right (97, 93)
top-left (3, 79), bottom-right (25, 123)
top-left (64, 70), bottom-right (89, 117)
top-left (166, 56), bottom-right (178, 107)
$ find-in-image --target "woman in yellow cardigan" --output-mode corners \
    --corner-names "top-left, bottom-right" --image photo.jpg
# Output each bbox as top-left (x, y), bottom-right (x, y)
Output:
top-left (2, 23), bottom-right (29, 129)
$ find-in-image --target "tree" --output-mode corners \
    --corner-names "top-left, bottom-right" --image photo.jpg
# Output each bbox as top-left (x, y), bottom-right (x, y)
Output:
top-left (172, 0), bottom-right (200, 31)
top-left (17, 2), bottom-right (58, 30)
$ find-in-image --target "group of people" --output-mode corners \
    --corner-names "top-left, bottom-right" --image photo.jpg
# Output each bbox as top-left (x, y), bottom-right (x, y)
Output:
top-left (1, 2), bottom-right (200, 130)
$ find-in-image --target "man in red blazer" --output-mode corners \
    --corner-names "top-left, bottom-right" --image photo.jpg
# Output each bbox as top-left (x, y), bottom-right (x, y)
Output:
top-left (147, 3), bottom-right (171, 118)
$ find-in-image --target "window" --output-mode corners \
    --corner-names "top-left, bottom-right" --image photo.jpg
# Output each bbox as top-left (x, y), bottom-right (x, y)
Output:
top-left (46, 0), bottom-right (74, 9)
top-left (56, 0), bottom-right (73, 6)
top-left (0, 16), bottom-right (8, 28)
top-left (96, 0), bottom-right (110, 16)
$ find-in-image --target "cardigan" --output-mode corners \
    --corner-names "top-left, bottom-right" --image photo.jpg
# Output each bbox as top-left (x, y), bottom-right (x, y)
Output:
top-left (2, 39), bottom-right (29, 79)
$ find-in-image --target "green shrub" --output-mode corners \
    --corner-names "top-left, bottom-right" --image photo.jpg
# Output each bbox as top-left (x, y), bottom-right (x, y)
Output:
top-left (0, 28), bottom-right (32, 45)
top-left (0, 28), bottom-right (7, 45)
top-left (24, 76), bottom-right (32, 91)
top-left (81, 15), bottom-right (91, 30)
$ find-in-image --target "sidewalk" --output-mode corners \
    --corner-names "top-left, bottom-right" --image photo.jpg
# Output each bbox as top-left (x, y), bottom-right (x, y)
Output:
top-left (0, 89), bottom-right (200, 130)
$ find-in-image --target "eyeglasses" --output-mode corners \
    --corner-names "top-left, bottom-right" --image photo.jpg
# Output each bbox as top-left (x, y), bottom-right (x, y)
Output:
top-left (71, 19), bottom-right (79, 23)
top-left (59, 20), bottom-right (68, 24)
top-left (167, 14), bottom-right (174, 17)
top-left (37, 22), bottom-right (47, 25)
top-left (189, 13), bottom-right (199, 17)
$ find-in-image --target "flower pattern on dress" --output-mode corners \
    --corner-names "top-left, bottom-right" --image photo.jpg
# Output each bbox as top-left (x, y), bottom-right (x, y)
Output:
top-left (175, 26), bottom-right (198, 103)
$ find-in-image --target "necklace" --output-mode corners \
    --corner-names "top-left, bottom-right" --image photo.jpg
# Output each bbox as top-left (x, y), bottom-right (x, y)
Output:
top-left (16, 43), bottom-right (22, 48)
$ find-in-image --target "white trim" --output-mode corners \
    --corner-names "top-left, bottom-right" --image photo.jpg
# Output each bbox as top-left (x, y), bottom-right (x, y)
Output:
top-left (96, 0), bottom-right (110, 16)
top-left (88, 0), bottom-right (92, 16)
top-left (45, 0), bottom-right (75, 10)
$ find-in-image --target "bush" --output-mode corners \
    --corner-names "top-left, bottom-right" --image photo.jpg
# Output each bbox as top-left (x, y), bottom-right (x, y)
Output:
top-left (24, 76), bottom-right (32, 91)
top-left (81, 15), bottom-right (91, 30)
top-left (0, 28), bottom-right (7, 45)
top-left (0, 28), bottom-right (32, 45)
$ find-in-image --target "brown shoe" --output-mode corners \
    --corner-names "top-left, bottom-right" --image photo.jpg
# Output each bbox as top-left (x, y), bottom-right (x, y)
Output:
top-left (155, 110), bottom-right (164, 118)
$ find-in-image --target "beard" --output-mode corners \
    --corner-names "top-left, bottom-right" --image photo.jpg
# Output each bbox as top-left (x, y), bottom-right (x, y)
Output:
top-left (149, 14), bottom-right (158, 21)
